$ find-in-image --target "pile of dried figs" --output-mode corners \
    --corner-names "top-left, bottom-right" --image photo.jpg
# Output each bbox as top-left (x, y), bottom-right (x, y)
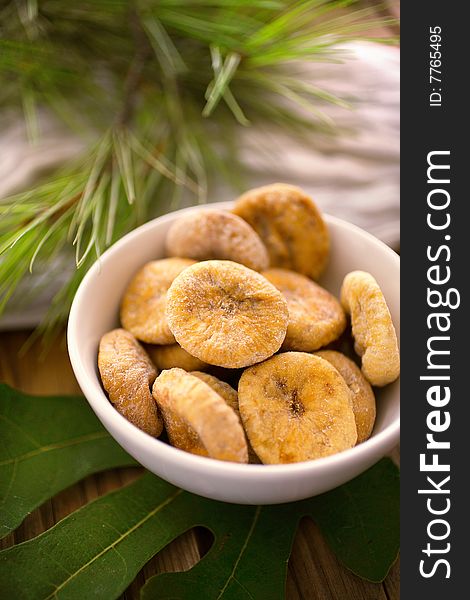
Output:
top-left (98, 184), bottom-right (400, 464)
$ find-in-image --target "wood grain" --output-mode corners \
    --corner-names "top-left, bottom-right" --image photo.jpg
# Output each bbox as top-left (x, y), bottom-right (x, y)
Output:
top-left (0, 330), bottom-right (399, 599)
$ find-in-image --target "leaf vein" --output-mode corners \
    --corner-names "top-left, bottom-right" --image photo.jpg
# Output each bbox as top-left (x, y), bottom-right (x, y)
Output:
top-left (44, 488), bottom-right (182, 600)
top-left (232, 576), bottom-right (256, 600)
top-left (0, 458), bottom-right (18, 509)
top-left (216, 506), bottom-right (261, 600)
top-left (0, 431), bottom-right (109, 467)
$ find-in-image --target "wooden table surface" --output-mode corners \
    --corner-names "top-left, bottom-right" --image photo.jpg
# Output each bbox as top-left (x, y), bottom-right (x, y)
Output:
top-left (0, 330), bottom-right (399, 599)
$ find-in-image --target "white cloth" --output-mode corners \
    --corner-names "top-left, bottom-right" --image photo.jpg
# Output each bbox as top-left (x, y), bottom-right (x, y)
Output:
top-left (0, 42), bottom-right (399, 329)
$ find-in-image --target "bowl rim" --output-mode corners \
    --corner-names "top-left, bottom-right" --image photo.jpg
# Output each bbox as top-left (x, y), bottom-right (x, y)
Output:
top-left (68, 206), bottom-right (400, 477)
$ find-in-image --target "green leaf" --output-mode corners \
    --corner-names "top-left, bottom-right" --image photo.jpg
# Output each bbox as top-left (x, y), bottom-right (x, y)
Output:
top-left (0, 387), bottom-right (399, 598)
top-left (306, 457), bottom-right (400, 582)
top-left (141, 498), bottom-right (300, 600)
top-left (0, 474), bottom-right (186, 600)
top-left (0, 384), bottom-right (136, 539)
top-left (142, 459), bottom-right (399, 598)
top-left (0, 464), bottom-right (398, 598)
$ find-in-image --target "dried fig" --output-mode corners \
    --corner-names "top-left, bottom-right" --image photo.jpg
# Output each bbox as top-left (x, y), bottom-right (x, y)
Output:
top-left (233, 183), bottom-right (329, 279)
top-left (166, 260), bottom-right (288, 368)
top-left (120, 258), bottom-right (195, 344)
top-left (152, 368), bottom-right (248, 462)
top-left (238, 352), bottom-right (357, 464)
top-left (263, 268), bottom-right (346, 351)
top-left (340, 271), bottom-right (400, 386)
top-left (315, 350), bottom-right (376, 443)
top-left (166, 209), bottom-right (269, 271)
top-left (98, 328), bottom-right (162, 436)
top-left (146, 343), bottom-right (208, 372)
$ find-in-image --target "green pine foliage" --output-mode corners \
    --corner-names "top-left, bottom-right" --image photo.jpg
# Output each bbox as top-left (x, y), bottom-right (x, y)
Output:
top-left (0, 0), bottom-right (394, 334)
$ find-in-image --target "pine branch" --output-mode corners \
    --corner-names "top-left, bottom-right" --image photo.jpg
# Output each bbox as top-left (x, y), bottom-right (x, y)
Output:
top-left (0, 0), bottom-right (397, 335)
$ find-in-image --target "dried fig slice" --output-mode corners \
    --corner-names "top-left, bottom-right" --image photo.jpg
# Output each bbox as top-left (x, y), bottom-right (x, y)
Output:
top-left (146, 343), bottom-right (208, 372)
top-left (263, 268), bottom-right (346, 351)
top-left (166, 209), bottom-right (269, 271)
top-left (238, 352), bottom-right (357, 464)
top-left (315, 350), bottom-right (376, 443)
top-left (192, 371), bottom-right (261, 464)
top-left (98, 328), bottom-right (162, 436)
top-left (166, 260), bottom-right (289, 368)
top-left (152, 368), bottom-right (248, 463)
top-left (120, 258), bottom-right (195, 344)
top-left (190, 371), bottom-right (238, 413)
top-left (233, 183), bottom-right (329, 279)
top-left (340, 271), bottom-right (400, 386)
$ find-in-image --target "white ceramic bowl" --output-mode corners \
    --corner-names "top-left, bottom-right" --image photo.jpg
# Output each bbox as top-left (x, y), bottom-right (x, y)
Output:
top-left (68, 202), bottom-right (400, 505)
